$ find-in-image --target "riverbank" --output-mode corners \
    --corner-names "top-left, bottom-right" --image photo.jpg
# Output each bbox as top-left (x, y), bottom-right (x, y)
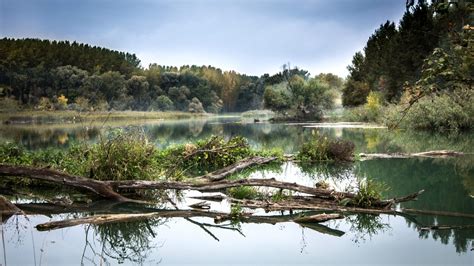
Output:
top-left (0, 110), bottom-right (210, 125)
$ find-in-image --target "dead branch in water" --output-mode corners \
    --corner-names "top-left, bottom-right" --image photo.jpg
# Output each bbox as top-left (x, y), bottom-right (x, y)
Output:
top-left (0, 164), bottom-right (132, 202)
top-left (359, 150), bottom-right (464, 160)
top-left (198, 156), bottom-right (277, 181)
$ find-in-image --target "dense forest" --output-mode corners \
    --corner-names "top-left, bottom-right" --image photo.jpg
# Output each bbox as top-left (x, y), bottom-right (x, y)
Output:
top-left (0, 38), bottom-right (342, 115)
top-left (342, 0), bottom-right (472, 131)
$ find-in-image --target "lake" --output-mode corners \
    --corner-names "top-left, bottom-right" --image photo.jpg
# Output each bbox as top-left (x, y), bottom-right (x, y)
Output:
top-left (1, 115), bottom-right (473, 265)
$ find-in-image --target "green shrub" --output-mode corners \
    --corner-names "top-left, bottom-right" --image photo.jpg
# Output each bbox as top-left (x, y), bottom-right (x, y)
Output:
top-left (296, 132), bottom-right (355, 162)
top-left (0, 142), bottom-right (32, 165)
top-left (158, 136), bottom-right (253, 176)
top-left (88, 131), bottom-right (159, 181)
top-left (271, 189), bottom-right (291, 202)
top-left (384, 89), bottom-right (474, 132)
top-left (350, 178), bottom-right (388, 208)
top-left (342, 92), bottom-right (384, 123)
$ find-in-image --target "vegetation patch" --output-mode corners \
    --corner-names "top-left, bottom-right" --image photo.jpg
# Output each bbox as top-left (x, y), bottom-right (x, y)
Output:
top-left (227, 186), bottom-right (260, 200)
top-left (349, 178), bottom-right (388, 208)
top-left (296, 132), bottom-right (355, 162)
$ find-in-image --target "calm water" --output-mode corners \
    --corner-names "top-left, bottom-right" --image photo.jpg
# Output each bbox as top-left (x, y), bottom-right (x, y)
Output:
top-left (1, 115), bottom-right (473, 265)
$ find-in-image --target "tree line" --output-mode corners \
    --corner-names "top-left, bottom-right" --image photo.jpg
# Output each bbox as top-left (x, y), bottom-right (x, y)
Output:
top-left (0, 38), bottom-right (343, 114)
top-left (342, 0), bottom-right (472, 106)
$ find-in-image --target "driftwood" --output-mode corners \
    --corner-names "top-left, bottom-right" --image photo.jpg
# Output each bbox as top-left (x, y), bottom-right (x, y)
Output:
top-left (359, 150), bottom-right (464, 160)
top-left (0, 163), bottom-right (424, 215)
top-left (402, 208), bottom-right (474, 219)
top-left (0, 156), bottom-right (276, 201)
top-left (0, 165), bottom-right (132, 202)
top-left (108, 178), bottom-right (356, 200)
top-left (0, 196), bottom-right (22, 215)
top-left (198, 156), bottom-right (277, 181)
top-left (33, 209), bottom-right (343, 235)
top-left (420, 224), bottom-right (474, 231)
top-left (294, 213), bottom-right (343, 223)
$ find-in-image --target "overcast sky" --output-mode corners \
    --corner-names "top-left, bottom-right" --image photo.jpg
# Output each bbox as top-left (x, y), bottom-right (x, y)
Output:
top-left (1, 0), bottom-right (406, 77)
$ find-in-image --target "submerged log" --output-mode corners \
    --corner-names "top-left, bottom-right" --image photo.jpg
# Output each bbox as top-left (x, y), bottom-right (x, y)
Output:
top-left (293, 213), bottom-right (343, 223)
top-left (359, 150), bottom-right (464, 160)
top-left (0, 164), bottom-right (133, 202)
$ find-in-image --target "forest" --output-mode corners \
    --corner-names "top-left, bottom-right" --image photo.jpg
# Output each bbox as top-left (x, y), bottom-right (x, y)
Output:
top-left (1, 1), bottom-right (471, 131)
top-left (0, 38), bottom-right (342, 115)
top-left (342, 0), bottom-right (472, 131)
top-left (1, 1), bottom-right (474, 264)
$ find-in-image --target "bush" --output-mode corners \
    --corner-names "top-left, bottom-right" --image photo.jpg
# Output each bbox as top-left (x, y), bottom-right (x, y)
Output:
top-left (350, 178), bottom-right (388, 208)
top-left (384, 89), bottom-right (474, 132)
top-left (296, 132), bottom-right (354, 162)
top-left (342, 91), bottom-right (384, 122)
top-left (89, 131), bottom-right (159, 181)
top-left (149, 95), bottom-right (174, 111)
top-left (157, 136), bottom-right (252, 176)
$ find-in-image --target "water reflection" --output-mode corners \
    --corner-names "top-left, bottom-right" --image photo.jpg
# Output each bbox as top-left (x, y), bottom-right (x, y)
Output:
top-left (1, 116), bottom-right (473, 264)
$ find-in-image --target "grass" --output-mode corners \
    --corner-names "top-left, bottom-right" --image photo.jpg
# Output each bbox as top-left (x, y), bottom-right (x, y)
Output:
top-left (296, 131), bottom-right (355, 162)
top-left (0, 133), bottom-right (283, 183)
top-left (227, 186), bottom-right (260, 199)
top-left (0, 110), bottom-right (209, 124)
top-left (350, 178), bottom-right (388, 208)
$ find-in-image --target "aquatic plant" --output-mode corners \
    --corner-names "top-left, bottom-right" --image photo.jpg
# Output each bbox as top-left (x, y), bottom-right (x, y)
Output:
top-left (88, 130), bottom-right (160, 181)
top-left (351, 178), bottom-right (388, 208)
top-left (227, 186), bottom-right (260, 199)
top-left (157, 135), bottom-right (254, 177)
top-left (296, 132), bottom-right (355, 162)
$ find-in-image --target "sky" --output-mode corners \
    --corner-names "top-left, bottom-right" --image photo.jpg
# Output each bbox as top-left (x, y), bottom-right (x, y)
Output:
top-left (0, 0), bottom-right (407, 77)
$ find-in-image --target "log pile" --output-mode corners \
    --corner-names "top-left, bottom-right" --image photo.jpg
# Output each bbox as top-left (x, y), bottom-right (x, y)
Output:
top-left (0, 153), bottom-right (472, 233)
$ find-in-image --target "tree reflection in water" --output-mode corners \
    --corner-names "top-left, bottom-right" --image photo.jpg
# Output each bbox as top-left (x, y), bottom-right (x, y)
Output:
top-left (82, 218), bottom-right (166, 265)
top-left (345, 214), bottom-right (391, 244)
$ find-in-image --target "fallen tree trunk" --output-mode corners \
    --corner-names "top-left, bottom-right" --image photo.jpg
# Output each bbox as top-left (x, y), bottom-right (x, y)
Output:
top-left (0, 164), bottom-right (421, 210)
top-left (0, 164), bottom-right (132, 202)
top-left (294, 213), bottom-right (343, 223)
top-left (359, 150), bottom-right (464, 160)
top-left (419, 224), bottom-right (474, 231)
top-left (0, 196), bottom-right (22, 215)
top-left (34, 209), bottom-right (342, 234)
top-left (402, 208), bottom-right (474, 219)
top-left (198, 156), bottom-right (277, 181)
top-left (231, 197), bottom-right (416, 216)
top-left (108, 177), bottom-right (354, 199)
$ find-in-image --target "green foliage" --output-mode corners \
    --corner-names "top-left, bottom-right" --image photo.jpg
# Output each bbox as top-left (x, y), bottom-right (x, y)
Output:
top-left (157, 136), bottom-right (252, 177)
top-left (351, 178), bottom-right (388, 208)
top-left (271, 189), bottom-right (291, 202)
top-left (227, 186), bottom-right (259, 199)
top-left (0, 142), bottom-right (33, 165)
top-left (149, 95), bottom-right (174, 111)
top-left (342, 91), bottom-right (384, 122)
top-left (89, 131), bottom-right (159, 181)
top-left (264, 73), bottom-right (336, 120)
top-left (188, 97), bottom-right (206, 113)
top-left (384, 89), bottom-right (474, 132)
top-left (0, 142), bottom-right (91, 179)
top-left (342, 1), bottom-right (469, 106)
top-left (296, 132), bottom-right (355, 162)
top-left (230, 204), bottom-right (244, 218)
top-left (0, 133), bottom-right (283, 183)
